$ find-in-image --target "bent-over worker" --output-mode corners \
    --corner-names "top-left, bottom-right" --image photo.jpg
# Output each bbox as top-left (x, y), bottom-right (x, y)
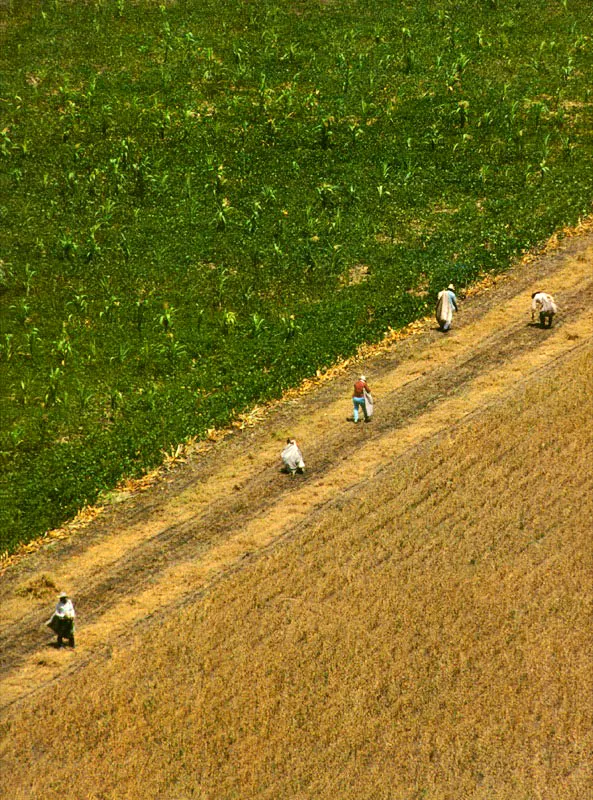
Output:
top-left (281, 438), bottom-right (305, 475)
top-left (531, 291), bottom-right (557, 328)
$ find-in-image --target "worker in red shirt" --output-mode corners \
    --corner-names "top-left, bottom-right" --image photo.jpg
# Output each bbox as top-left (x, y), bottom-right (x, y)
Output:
top-left (352, 374), bottom-right (372, 423)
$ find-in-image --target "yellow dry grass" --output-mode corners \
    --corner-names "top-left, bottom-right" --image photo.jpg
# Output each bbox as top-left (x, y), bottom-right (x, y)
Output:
top-left (1, 343), bottom-right (591, 800)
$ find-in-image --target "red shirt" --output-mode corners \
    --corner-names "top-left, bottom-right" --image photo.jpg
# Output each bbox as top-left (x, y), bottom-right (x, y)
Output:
top-left (353, 380), bottom-right (370, 398)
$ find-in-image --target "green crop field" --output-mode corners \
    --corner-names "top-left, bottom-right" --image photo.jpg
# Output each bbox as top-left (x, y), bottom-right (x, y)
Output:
top-left (1, 0), bottom-right (592, 553)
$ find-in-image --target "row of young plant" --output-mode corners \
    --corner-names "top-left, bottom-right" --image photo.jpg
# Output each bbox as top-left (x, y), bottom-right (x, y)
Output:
top-left (1, 0), bottom-right (592, 552)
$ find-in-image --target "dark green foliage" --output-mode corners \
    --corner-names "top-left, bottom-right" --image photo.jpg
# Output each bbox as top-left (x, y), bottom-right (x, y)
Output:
top-left (1, 0), bottom-right (592, 552)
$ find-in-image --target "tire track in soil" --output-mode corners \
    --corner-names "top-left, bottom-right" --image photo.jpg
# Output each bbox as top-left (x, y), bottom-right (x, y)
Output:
top-left (0, 231), bottom-right (591, 709)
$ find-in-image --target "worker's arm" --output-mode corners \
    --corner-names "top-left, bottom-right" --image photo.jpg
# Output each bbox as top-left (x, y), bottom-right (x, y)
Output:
top-left (531, 298), bottom-right (541, 320)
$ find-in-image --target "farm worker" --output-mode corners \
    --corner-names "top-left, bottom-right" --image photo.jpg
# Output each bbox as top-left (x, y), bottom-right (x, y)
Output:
top-left (46, 592), bottom-right (76, 648)
top-left (435, 284), bottom-right (458, 332)
top-left (281, 438), bottom-right (305, 475)
top-left (352, 375), bottom-right (372, 423)
top-left (531, 291), bottom-right (557, 328)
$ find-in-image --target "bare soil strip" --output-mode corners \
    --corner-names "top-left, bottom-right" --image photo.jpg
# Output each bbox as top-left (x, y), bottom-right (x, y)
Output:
top-left (0, 232), bottom-right (592, 711)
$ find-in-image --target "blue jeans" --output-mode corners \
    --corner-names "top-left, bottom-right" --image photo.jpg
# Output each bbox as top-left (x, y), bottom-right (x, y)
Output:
top-left (353, 396), bottom-right (367, 422)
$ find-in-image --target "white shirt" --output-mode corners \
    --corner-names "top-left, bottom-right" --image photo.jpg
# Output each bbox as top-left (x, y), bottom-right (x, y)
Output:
top-left (54, 598), bottom-right (75, 619)
top-left (532, 292), bottom-right (557, 315)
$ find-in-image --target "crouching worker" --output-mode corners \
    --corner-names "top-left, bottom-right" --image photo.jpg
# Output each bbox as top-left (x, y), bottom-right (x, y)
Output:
top-left (47, 592), bottom-right (76, 648)
top-left (531, 291), bottom-right (557, 328)
top-left (281, 438), bottom-right (305, 475)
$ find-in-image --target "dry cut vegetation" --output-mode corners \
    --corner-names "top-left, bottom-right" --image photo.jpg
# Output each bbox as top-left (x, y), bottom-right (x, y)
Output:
top-left (1, 344), bottom-right (591, 800)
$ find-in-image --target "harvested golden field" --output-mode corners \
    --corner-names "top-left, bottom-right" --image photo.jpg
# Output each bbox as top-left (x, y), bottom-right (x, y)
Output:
top-left (0, 231), bottom-right (592, 799)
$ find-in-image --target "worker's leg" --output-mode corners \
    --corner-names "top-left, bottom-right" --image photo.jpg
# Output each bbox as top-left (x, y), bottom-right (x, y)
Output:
top-left (68, 636), bottom-right (75, 648)
top-left (57, 636), bottom-right (63, 647)
top-left (353, 397), bottom-right (364, 422)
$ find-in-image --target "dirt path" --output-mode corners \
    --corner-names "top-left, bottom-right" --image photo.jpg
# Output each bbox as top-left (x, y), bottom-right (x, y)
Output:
top-left (1, 229), bottom-right (592, 711)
